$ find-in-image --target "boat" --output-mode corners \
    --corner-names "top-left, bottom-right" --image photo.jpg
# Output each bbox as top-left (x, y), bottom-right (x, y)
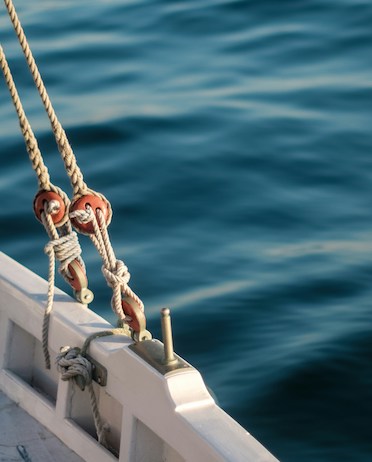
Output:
top-left (0, 1), bottom-right (279, 460)
top-left (0, 252), bottom-right (278, 462)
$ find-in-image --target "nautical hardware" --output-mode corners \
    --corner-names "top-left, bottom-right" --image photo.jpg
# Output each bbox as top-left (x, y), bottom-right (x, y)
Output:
top-left (161, 308), bottom-right (177, 365)
top-left (33, 190), bottom-right (67, 227)
top-left (70, 193), bottom-right (112, 235)
top-left (129, 309), bottom-right (191, 375)
top-left (129, 339), bottom-right (192, 375)
top-left (85, 353), bottom-right (108, 387)
top-left (132, 328), bottom-right (153, 343)
top-left (121, 298), bottom-right (145, 332)
top-left (67, 259), bottom-right (94, 304)
top-left (121, 297), bottom-right (152, 341)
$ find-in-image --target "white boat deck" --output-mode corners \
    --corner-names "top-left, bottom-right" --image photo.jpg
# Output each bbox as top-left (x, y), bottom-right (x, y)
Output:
top-left (0, 390), bottom-right (83, 462)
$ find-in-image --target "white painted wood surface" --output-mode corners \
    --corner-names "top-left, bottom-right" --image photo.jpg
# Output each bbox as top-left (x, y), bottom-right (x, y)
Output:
top-left (0, 252), bottom-right (279, 462)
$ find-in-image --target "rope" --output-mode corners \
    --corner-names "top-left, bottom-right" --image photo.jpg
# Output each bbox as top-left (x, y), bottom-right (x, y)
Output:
top-left (57, 346), bottom-right (92, 387)
top-left (3, 0), bottom-right (148, 334)
top-left (0, 41), bottom-right (92, 365)
top-left (0, 43), bottom-right (73, 223)
top-left (56, 346), bottom-right (108, 446)
top-left (42, 216), bottom-right (85, 369)
top-left (56, 330), bottom-right (127, 447)
top-left (71, 207), bottom-right (144, 322)
top-left (0, 44), bottom-right (51, 190)
top-left (96, 210), bottom-right (144, 310)
top-left (4, 0), bottom-right (88, 196)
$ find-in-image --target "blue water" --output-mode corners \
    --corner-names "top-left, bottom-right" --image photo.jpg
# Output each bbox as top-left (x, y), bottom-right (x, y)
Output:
top-left (1, 1), bottom-right (372, 460)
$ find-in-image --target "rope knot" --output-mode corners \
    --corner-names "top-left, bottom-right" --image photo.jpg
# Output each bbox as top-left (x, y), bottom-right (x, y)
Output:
top-left (56, 346), bottom-right (92, 390)
top-left (46, 199), bottom-right (61, 215)
top-left (44, 231), bottom-right (84, 278)
top-left (69, 207), bottom-right (94, 224)
top-left (102, 260), bottom-right (130, 289)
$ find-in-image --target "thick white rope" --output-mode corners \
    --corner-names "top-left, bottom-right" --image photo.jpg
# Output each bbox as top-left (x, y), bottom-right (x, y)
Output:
top-left (4, 0), bottom-right (88, 196)
top-left (42, 212), bottom-right (85, 369)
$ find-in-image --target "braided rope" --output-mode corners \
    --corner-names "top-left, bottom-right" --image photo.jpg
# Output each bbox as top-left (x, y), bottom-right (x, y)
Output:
top-left (71, 207), bottom-right (144, 322)
top-left (4, 0), bottom-right (88, 196)
top-left (42, 231), bottom-right (56, 369)
top-left (56, 330), bottom-right (127, 447)
top-left (42, 211), bottom-right (85, 369)
top-left (56, 346), bottom-right (108, 446)
top-left (0, 44), bottom-right (50, 190)
top-left (57, 347), bottom-right (92, 385)
top-left (59, 220), bottom-right (87, 274)
top-left (0, 29), bottom-right (92, 369)
top-left (3, 0), bottom-right (148, 341)
top-left (0, 43), bottom-right (72, 220)
top-left (97, 209), bottom-right (144, 310)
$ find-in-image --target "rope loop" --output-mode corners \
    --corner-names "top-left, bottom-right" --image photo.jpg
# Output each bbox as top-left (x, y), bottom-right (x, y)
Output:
top-left (46, 199), bottom-right (61, 215)
top-left (69, 207), bottom-right (94, 224)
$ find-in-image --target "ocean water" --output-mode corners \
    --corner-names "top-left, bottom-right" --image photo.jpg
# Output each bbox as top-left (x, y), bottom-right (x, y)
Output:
top-left (1, 1), bottom-right (372, 460)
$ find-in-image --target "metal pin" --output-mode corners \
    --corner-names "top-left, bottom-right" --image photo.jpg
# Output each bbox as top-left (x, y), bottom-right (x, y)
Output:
top-left (161, 308), bottom-right (177, 365)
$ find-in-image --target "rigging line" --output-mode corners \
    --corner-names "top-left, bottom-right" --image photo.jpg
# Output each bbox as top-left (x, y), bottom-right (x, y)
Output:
top-left (41, 208), bottom-right (87, 368)
top-left (0, 43), bottom-right (51, 191)
top-left (70, 206), bottom-right (145, 322)
top-left (3, 0), bottom-right (147, 334)
top-left (0, 42), bottom-right (72, 220)
top-left (0, 44), bottom-right (92, 365)
top-left (3, 0), bottom-right (88, 197)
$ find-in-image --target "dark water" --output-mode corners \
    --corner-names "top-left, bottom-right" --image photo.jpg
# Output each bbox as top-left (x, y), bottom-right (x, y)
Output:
top-left (1, 1), bottom-right (372, 460)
